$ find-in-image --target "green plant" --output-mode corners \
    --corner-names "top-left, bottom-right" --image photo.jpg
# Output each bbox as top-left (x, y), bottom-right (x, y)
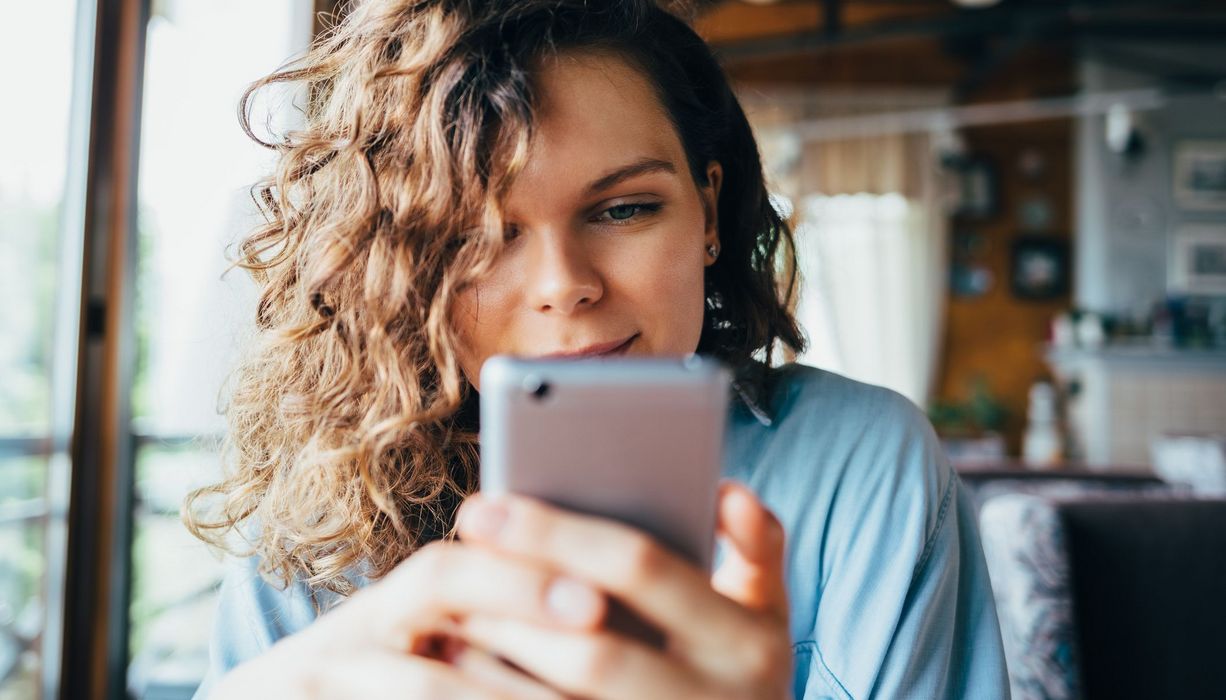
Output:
top-left (928, 376), bottom-right (1007, 436)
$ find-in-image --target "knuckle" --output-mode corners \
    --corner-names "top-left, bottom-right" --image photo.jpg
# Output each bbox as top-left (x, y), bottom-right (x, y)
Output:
top-left (620, 533), bottom-right (664, 586)
top-left (392, 542), bottom-right (460, 616)
top-left (514, 501), bottom-right (555, 545)
top-left (741, 644), bottom-right (775, 681)
top-left (507, 495), bottom-right (546, 534)
top-left (288, 660), bottom-right (325, 700)
top-left (408, 541), bottom-right (452, 581)
top-left (741, 625), bottom-right (789, 680)
top-left (573, 638), bottom-right (626, 687)
top-left (765, 510), bottom-right (786, 543)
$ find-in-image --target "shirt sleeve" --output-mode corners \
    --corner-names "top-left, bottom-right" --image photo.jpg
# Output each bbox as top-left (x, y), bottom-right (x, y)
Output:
top-left (793, 391), bottom-right (1010, 700)
top-left (191, 554), bottom-right (321, 700)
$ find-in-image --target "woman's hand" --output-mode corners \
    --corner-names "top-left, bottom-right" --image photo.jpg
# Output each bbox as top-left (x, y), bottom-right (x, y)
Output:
top-left (209, 537), bottom-right (608, 699)
top-left (455, 481), bottom-right (794, 700)
top-left (210, 480), bottom-right (790, 700)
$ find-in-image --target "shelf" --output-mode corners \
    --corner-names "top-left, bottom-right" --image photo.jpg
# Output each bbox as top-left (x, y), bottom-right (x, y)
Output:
top-left (1046, 344), bottom-right (1226, 369)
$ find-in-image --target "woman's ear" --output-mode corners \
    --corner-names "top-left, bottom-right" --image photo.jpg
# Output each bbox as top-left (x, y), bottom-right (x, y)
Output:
top-left (702, 160), bottom-right (723, 257)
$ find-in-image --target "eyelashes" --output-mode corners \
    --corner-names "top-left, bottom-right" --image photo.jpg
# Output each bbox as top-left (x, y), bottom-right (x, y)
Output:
top-left (592, 201), bottom-right (663, 226)
top-left (495, 201), bottom-right (666, 244)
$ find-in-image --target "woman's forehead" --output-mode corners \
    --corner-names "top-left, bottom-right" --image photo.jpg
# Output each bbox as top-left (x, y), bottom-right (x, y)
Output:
top-left (531, 49), bottom-right (674, 137)
top-left (504, 51), bottom-right (687, 210)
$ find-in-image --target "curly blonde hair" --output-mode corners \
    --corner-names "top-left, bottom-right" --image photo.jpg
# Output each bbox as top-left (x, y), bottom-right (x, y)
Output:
top-left (184, 0), bottom-right (803, 598)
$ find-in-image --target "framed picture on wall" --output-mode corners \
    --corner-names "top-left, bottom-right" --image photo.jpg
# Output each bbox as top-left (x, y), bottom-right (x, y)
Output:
top-left (1171, 225), bottom-right (1226, 295)
top-left (950, 230), bottom-right (993, 298)
top-left (948, 155), bottom-right (999, 219)
top-left (1173, 141), bottom-right (1226, 211)
top-left (1010, 235), bottom-right (1069, 300)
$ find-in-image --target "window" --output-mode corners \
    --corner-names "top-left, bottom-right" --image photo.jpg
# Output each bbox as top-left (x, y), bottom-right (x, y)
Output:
top-left (0, 0), bottom-right (94, 697)
top-left (125, 2), bottom-right (312, 696)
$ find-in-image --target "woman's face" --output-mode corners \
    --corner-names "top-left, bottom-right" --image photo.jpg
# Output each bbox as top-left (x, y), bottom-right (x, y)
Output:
top-left (455, 50), bottom-right (722, 390)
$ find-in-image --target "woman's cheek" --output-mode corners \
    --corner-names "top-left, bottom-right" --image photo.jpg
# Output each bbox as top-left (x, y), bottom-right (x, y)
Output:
top-left (616, 229), bottom-right (707, 354)
top-left (454, 278), bottom-right (518, 387)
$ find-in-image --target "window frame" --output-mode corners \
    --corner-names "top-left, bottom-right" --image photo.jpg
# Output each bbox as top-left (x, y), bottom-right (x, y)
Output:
top-left (32, 2), bottom-right (341, 698)
top-left (57, 0), bottom-right (148, 697)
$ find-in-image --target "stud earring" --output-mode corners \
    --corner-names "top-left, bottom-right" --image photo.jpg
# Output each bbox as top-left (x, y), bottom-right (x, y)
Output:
top-left (706, 243), bottom-right (720, 261)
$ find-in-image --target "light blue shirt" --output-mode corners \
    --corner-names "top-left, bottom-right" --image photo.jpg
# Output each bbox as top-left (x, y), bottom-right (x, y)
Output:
top-left (194, 363), bottom-right (1009, 699)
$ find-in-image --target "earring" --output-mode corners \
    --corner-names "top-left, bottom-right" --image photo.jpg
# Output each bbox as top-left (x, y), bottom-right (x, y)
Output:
top-left (706, 243), bottom-right (720, 261)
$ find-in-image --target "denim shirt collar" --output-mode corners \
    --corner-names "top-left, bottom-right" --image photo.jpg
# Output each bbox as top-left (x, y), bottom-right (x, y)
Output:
top-left (731, 361), bottom-right (775, 427)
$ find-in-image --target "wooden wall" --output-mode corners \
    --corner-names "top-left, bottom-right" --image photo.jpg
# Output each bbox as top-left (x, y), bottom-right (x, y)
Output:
top-left (935, 120), bottom-right (1074, 454)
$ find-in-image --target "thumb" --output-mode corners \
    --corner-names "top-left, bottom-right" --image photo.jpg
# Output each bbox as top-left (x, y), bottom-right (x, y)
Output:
top-left (711, 480), bottom-right (789, 622)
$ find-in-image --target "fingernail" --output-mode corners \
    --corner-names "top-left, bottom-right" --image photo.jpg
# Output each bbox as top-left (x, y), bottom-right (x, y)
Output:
top-left (461, 498), bottom-right (508, 539)
top-left (545, 577), bottom-right (602, 624)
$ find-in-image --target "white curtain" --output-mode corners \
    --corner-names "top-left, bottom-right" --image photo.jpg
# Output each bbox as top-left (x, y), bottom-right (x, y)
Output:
top-left (744, 90), bottom-right (950, 406)
top-left (137, 0), bottom-right (312, 437)
top-left (793, 190), bottom-right (947, 405)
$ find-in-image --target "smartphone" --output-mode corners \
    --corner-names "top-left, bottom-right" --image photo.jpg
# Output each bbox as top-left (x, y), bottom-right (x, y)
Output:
top-left (479, 355), bottom-right (731, 571)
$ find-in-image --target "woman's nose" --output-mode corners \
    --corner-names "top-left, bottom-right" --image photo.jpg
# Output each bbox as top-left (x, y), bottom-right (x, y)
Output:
top-left (526, 231), bottom-right (604, 314)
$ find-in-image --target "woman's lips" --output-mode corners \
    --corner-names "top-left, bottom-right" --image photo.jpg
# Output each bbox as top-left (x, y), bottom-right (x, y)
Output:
top-left (541, 333), bottom-right (638, 359)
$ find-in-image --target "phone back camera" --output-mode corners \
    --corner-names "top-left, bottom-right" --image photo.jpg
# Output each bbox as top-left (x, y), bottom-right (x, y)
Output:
top-left (523, 375), bottom-right (551, 401)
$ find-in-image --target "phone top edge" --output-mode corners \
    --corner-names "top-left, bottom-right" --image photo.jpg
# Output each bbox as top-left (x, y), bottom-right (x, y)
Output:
top-left (479, 354), bottom-right (731, 387)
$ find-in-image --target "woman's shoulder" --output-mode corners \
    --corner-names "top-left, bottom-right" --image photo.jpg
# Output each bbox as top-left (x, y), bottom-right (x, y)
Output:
top-left (728, 362), bottom-right (954, 537)
top-left (739, 362), bottom-right (940, 457)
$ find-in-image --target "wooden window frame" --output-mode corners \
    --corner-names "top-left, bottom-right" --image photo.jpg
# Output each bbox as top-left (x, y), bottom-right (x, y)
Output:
top-left (53, 1), bottom-right (338, 698)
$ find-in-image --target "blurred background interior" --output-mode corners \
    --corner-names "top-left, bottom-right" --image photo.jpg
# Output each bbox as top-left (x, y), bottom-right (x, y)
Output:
top-left (2, 0), bottom-right (1225, 698)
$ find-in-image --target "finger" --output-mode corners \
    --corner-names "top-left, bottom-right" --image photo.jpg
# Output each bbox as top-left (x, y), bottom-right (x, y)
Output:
top-left (223, 652), bottom-right (519, 700)
top-left (716, 482), bottom-right (786, 566)
top-left (317, 652), bottom-right (497, 698)
top-left (460, 614), bottom-right (705, 700)
top-left (457, 494), bottom-right (755, 652)
top-left (352, 542), bottom-right (606, 653)
top-left (452, 646), bottom-right (569, 700)
top-left (711, 481), bottom-right (789, 620)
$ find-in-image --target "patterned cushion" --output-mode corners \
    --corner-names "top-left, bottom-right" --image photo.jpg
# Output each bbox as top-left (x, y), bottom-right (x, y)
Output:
top-left (980, 494), bottom-right (1081, 700)
top-left (977, 482), bottom-right (1181, 700)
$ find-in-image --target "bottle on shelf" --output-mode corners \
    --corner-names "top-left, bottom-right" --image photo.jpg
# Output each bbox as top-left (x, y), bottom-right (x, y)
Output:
top-left (1023, 380), bottom-right (1064, 469)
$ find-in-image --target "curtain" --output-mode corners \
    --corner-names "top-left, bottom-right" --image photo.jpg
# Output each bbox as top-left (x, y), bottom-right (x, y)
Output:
top-left (744, 90), bottom-right (950, 406)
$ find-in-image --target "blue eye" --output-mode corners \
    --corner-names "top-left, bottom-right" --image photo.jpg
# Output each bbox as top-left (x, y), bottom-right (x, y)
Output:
top-left (608, 204), bottom-right (639, 220)
top-left (596, 202), bottom-right (662, 224)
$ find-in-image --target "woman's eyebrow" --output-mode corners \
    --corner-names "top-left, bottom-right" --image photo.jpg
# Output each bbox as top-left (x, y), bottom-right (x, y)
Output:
top-left (583, 157), bottom-right (677, 196)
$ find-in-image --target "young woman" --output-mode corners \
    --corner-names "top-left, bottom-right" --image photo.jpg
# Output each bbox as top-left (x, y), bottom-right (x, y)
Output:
top-left (187, 1), bottom-right (1009, 698)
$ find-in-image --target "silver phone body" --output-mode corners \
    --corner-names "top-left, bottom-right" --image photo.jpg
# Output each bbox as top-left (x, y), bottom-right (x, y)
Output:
top-left (479, 355), bottom-right (730, 572)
